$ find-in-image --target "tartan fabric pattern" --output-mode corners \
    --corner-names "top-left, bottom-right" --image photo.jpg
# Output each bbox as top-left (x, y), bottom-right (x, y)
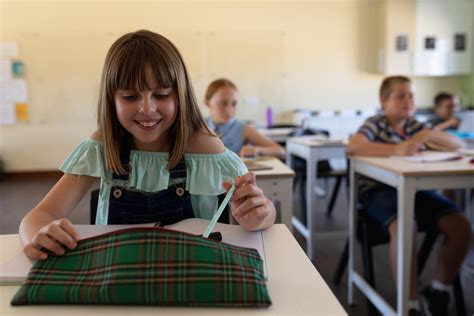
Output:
top-left (11, 228), bottom-right (271, 307)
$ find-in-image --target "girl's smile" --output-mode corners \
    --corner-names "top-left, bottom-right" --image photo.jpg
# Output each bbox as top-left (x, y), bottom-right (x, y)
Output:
top-left (114, 84), bottom-right (177, 151)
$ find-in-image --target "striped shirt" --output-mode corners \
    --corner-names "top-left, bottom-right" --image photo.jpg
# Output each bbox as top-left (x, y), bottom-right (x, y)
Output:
top-left (356, 114), bottom-right (428, 194)
top-left (357, 114), bottom-right (426, 144)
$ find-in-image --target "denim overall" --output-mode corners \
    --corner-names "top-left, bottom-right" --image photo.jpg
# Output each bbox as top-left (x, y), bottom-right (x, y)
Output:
top-left (106, 136), bottom-right (229, 225)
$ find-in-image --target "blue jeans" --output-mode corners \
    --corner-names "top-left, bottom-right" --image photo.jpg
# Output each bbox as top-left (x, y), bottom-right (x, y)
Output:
top-left (360, 185), bottom-right (460, 231)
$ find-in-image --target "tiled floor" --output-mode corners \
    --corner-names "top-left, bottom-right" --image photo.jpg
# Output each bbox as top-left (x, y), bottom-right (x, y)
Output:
top-left (1, 174), bottom-right (473, 315)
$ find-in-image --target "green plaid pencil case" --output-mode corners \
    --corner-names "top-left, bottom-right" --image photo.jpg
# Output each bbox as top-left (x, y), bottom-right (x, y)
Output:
top-left (11, 227), bottom-right (271, 307)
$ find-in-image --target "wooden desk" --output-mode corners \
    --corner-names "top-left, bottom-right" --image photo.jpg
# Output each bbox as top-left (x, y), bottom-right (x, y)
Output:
top-left (348, 156), bottom-right (474, 316)
top-left (285, 136), bottom-right (347, 261)
top-left (0, 225), bottom-right (346, 316)
top-left (250, 157), bottom-right (295, 230)
top-left (257, 128), bottom-right (296, 144)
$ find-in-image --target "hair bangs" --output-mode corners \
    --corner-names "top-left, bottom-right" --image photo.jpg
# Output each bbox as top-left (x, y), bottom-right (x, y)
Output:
top-left (106, 39), bottom-right (176, 96)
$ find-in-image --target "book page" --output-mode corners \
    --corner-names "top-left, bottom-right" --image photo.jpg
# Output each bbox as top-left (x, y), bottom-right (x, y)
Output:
top-left (390, 151), bottom-right (462, 162)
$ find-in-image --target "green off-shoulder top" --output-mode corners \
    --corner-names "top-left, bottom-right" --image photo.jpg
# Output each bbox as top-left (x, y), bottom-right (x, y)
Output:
top-left (59, 139), bottom-right (248, 224)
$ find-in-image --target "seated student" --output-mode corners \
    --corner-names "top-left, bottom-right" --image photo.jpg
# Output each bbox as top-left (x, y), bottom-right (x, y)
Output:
top-left (19, 30), bottom-right (276, 261)
top-left (427, 92), bottom-right (461, 131)
top-left (346, 76), bottom-right (470, 316)
top-left (204, 78), bottom-right (285, 160)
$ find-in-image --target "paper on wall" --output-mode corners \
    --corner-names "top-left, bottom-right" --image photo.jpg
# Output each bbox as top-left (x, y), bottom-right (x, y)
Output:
top-left (0, 79), bottom-right (28, 103)
top-left (0, 103), bottom-right (16, 125)
top-left (0, 42), bottom-right (18, 58)
top-left (0, 60), bottom-right (12, 81)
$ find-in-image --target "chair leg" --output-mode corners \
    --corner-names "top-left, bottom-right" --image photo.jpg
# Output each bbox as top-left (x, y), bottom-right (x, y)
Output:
top-left (300, 175), bottom-right (307, 225)
top-left (417, 230), bottom-right (439, 275)
top-left (333, 239), bottom-right (349, 285)
top-left (453, 274), bottom-right (466, 316)
top-left (326, 175), bottom-right (343, 217)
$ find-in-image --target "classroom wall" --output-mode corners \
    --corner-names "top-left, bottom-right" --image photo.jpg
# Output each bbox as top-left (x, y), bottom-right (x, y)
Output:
top-left (0, 0), bottom-right (472, 171)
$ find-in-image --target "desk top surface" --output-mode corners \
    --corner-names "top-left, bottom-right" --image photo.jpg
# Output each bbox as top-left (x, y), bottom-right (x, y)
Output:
top-left (352, 155), bottom-right (474, 176)
top-left (258, 128), bottom-right (296, 137)
top-left (288, 136), bottom-right (347, 148)
top-left (246, 157), bottom-right (295, 178)
top-left (0, 225), bottom-right (346, 316)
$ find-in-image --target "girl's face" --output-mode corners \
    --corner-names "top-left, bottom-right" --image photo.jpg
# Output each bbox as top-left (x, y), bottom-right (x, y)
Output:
top-left (206, 86), bottom-right (238, 124)
top-left (381, 82), bottom-right (415, 122)
top-left (114, 75), bottom-right (177, 151)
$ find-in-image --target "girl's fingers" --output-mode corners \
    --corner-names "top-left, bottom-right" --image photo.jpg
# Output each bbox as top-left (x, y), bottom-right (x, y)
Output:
top-left (33, 233), bottom-right (66, 256)
top-left (47, 224), bottom-right (77, 250)
top-left (57, 219), bottom-right (81, 241)
top-left (232, 183), bottom-right (262, 202)
top-left (239, 205), bottom-right (269, 225)
top-left (235, 172), bottom-right (256, 187)
top-left (222, 180), bottom-right (232, 191)
top-left (232, 196), bottom-right (266, 219)
top-left (23, 244), bottom-right (48, 261)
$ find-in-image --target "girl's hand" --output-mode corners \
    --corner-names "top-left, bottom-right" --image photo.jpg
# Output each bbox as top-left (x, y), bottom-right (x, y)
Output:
top-left (239, 145), bottom-right (258, 158)
top-left (23, 219), bottom-right (80, 260)
top-left (222, 172), bottom-right (276, 231)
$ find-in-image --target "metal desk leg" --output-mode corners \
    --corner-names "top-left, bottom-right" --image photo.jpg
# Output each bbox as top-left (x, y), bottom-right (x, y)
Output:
top-left (306, 154), bottom-right (317, 261)
top-left (348, 162), bottom-right (357, 305)
top-left (397, 178), bottom-right (416, 316)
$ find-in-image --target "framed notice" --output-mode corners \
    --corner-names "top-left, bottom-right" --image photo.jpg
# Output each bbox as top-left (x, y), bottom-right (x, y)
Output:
top-left (454, 33), bottom-right (466, 51)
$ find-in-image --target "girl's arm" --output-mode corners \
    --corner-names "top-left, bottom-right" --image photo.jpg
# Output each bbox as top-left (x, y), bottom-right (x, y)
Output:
top-left (20, 174), bottom-right (97, 260)
top-left (346, 133), bottom-right (422, 157)
top-left (223, 172), bottom-right (276, 231)
top-left (241, 125), bottom-right (285, 159)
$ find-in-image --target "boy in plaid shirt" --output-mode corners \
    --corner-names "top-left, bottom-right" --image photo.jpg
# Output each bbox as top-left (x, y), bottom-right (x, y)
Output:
top-left (347, 76), bottom-right (470, 316)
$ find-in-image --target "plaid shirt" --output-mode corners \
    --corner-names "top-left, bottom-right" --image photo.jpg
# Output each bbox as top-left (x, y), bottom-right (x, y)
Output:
top-left (356, 114), bottom-right (427, 193)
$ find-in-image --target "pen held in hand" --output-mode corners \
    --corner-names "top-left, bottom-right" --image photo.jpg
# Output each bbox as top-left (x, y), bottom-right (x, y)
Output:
top-left (202, 183), bottom-right (236, 238)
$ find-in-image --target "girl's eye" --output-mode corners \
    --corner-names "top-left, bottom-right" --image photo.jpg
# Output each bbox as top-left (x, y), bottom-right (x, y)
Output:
top-left (154, 94), bottom-right (169, 100)
top-left (123, 95), bottom-right (138, 101)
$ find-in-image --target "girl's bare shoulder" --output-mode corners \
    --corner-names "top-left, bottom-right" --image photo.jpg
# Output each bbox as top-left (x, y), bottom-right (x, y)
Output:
top-left (186, 130), bottom-right (225, 154)
top-left (90, 130), bottom-right (102, 141)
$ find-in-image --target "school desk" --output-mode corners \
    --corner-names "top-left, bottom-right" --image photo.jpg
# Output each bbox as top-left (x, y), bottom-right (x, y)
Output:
top-left (348, 155), bottom-right (474, 316)
top-left (257, 127), bottom-right (296, 144)
top-left (250, 157), bottom-right (295, 230)
top-left (285, 136), bottom-right (347, 261)
top-left (0, 224), bottom-right (346, 316)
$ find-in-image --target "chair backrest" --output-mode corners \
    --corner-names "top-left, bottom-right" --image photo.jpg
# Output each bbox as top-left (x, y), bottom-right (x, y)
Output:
top-left (90, 189), bottom-right (99, 224)
top-left (288, 127), bottom-right (329, 138)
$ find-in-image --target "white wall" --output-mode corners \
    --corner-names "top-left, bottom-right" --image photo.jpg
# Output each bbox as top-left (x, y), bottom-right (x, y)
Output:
top-left (0, 0), bottom-right (471, 171)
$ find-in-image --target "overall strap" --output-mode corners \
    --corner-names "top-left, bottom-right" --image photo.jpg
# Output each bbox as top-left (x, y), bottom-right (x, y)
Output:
top-left (112, 135), bottom-right (187, 181)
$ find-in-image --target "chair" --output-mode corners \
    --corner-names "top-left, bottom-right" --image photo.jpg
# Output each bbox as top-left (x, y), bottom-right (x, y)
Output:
top-left (90, 189), bottom-right (99, 224)
top-left (332, 209), bottom-right (466, 316)
top-left (289, 127), bottom-right (347, 219)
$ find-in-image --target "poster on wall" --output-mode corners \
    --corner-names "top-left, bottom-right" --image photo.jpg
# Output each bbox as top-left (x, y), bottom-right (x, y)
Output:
top-left (395, 34), bottom-right (408, 52)
top-left (454, 33), bottom-right (466, 51)
top-left (424, 36), bottom-right (436, 50)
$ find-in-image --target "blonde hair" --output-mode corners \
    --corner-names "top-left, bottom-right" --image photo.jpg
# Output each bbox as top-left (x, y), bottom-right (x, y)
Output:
top-left (97, 30), bottom-right (211, 173)
top-left (204, 78), bottom-right (238, 102)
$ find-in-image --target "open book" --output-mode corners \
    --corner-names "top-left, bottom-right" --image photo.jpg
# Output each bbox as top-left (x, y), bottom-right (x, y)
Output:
top-left (244, 160), bottom-right (273, 171)
top-left (0, 218), bottom-right (267, 284)
top-left (390, 151), bottom-right (463, 163)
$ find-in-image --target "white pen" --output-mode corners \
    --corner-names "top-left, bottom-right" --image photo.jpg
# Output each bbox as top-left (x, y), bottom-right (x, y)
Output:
top-left (202, 183), bottom-right (236, 238)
